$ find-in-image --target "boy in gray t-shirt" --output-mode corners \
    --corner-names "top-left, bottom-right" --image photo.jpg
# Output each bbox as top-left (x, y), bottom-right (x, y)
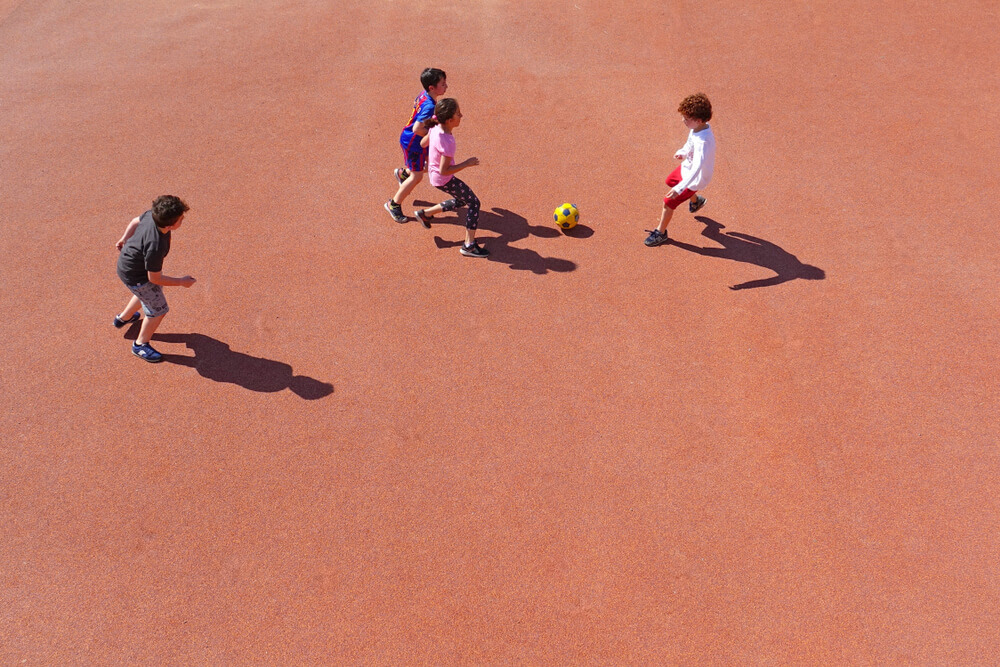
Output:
top-left (114, 195), bottom-right (196, 362)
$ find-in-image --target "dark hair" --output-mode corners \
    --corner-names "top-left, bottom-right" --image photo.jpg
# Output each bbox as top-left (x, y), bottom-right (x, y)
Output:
top-left (678, 93), bottom-right (712, 122)
top-left (434, 98), bottom-right (460, 124)
top-left (151, 195), bottom-right (189, 227)
top-left (420, 67), bottom-right (446, 91)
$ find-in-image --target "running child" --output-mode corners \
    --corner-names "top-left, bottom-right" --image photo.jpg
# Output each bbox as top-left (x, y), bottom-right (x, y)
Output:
top-left (412, 98), bottom-right (487, 258)
top-left (644, 93), bottom-right (717, 247)
top-left (114, 195), bottom-right (196, 362)
top-left (385, 67), bottom-right (448, 223)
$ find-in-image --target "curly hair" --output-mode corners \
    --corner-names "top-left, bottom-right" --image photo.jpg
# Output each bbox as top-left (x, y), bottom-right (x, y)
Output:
top-left (151, 195), bottom-right (189, 227)
top-left (678, 93), bottom-right (712, 122)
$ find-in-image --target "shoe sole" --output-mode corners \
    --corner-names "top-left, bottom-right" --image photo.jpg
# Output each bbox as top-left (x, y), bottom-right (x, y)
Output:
top-left (132, 349), bottom-right (163, 363)
top-left (384, 202), bottom-right (407, 223)
top-left (644, 237), bottom-right (669, 247)
top-left (460, 248), bottom-right (489, 258)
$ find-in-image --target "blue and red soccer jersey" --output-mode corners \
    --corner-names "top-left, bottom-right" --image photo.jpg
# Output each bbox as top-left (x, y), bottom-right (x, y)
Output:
top-left (399, 91), bottom-right (436, 171)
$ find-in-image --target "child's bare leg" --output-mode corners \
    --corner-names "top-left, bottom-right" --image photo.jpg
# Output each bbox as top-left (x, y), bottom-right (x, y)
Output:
top-left (656, 204), bottom-right (675, 233)
top-left (465, 228), bottom-right (476, 247)
top-left (392, 170), bottom-right (424, 206)
top-left (118, 295), bottom-right (143, 321)
top-left (421, 202), bottom-right (445, 217)
top-left (136, 313), bottom-right (165, 345)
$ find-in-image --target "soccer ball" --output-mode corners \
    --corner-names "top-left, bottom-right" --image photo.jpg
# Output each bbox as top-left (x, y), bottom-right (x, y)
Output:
top-left (553, 202), bottom-right (580, 229)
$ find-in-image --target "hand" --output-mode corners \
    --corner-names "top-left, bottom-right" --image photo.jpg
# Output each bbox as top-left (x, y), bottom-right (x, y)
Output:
top-left (116, 240), bottom-right (125, 251)
top-left (667, 187), bottom-right (682, 199)
top-left (180, 276), bottom-right (197, 287)
top-left (674, 151), bottom-right (685, 160)
top-left (464, 157), bottom-right (480, 167)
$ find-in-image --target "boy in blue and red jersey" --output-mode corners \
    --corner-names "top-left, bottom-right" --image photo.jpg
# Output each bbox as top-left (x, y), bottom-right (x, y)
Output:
top-left (385, 68), bottom-right (448, 224)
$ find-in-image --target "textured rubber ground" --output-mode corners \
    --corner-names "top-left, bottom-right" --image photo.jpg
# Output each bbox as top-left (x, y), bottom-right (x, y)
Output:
top-left (2, 1), bottom-right (998, 662)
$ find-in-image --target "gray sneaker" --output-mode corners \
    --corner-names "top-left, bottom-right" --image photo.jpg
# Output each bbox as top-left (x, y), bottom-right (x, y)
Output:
top-left (644, 229), bottom-right (669, 247)
top-left (384, 200), bottom-right (407, 223)
top-left (415, 209), bottom-right (433, 228)
top-left (689, 195), bottom-right (706, 213)
top-left (460, 242), bottom-right (489, 258)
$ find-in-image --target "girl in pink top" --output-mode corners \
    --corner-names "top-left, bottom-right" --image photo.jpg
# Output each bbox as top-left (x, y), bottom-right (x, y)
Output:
top-left (414, 98), bottom-right (487, 258)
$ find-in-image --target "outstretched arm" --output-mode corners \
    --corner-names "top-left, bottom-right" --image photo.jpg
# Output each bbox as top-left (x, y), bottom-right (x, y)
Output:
top-left (438, 154), bottom-right (479, 176)
top-left (147, 270), bottom-right (196, 288)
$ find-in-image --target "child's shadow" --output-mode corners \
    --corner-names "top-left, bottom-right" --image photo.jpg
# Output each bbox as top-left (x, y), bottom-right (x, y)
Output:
top-left (125, 329), bottom-right (333, 399)
top-left (670, 216), bottom-right (825, 290)
top-left (414, 203), bottom-right (577, 274)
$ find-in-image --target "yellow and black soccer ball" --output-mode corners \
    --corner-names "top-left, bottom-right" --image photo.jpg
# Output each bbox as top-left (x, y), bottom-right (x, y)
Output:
top-left (553, 202), bottom-right (580, 230)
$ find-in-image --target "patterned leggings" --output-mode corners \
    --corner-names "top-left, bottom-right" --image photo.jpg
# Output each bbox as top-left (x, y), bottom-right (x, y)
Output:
top-left (436, 176), bottom-right (480, 230)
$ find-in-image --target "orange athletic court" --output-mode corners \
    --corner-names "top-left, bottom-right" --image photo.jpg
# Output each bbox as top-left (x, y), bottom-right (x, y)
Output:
top-left (2, 0), bottom-right (998, 662)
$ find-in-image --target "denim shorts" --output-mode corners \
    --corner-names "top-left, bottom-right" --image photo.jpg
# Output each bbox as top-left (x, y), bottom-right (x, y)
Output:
top-left (125, 281), bottom-right (169, 317)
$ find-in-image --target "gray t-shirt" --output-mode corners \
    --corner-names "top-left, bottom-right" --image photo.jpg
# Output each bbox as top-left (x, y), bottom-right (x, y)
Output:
top-left (116, 210), bottom-right (171, 285)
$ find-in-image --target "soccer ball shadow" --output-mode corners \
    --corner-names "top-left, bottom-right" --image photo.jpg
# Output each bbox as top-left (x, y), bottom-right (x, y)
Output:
top-left (428, 206), bottom-right (577, 274)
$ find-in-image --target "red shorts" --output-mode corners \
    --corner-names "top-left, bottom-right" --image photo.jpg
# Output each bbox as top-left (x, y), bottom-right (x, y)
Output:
top-left (664, 165), bottom-right (697, 209)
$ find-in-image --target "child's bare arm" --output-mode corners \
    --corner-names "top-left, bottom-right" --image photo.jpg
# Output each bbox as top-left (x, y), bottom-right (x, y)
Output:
top-left (439, 154), bottom-right (480, 176)
top-left (421, 134), bottom-right (430, 148)
top-left (116, 216), bottom-right (141, 250)
top-left (147, 270), bottom-right (196, 288)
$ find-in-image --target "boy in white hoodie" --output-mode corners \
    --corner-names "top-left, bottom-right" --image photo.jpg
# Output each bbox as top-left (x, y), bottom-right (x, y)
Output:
top-left (645, 93), bottom-right (716, 247)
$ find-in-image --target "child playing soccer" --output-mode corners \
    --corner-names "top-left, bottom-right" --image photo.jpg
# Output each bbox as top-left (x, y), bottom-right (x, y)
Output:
top-left (412, 98), bottom-right (487, 258)
top-left (644, 93), bottom-right (716, 247)
top-left (384, 67), bottom-right (448, 223)
top-left (114, 195), bottom-right (196, 362)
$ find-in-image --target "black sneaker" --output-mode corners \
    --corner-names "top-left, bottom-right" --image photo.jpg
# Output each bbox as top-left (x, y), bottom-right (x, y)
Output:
top-left (415, 209), bottom-right (433, 228)
top-left (384, 200), bottom-right (407, 223)
top-left (689, 195), bottom-right (706, 213)
top-left (113, 312), bottom-right (141, 328)
top-left (460, 242), bottom-right (489, 258)
top-left (644, 229), bottom-right (669, 247)
top-left (132, 342), bottom-right (163, 363)
top-left (394, 168), bottom-right (410, 185)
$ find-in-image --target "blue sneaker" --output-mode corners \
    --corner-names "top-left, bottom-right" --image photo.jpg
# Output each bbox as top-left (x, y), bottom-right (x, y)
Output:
top-left (113, 312), bottom-right (141, 328)
top-left (132, 342), bottom-right (163, 363)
